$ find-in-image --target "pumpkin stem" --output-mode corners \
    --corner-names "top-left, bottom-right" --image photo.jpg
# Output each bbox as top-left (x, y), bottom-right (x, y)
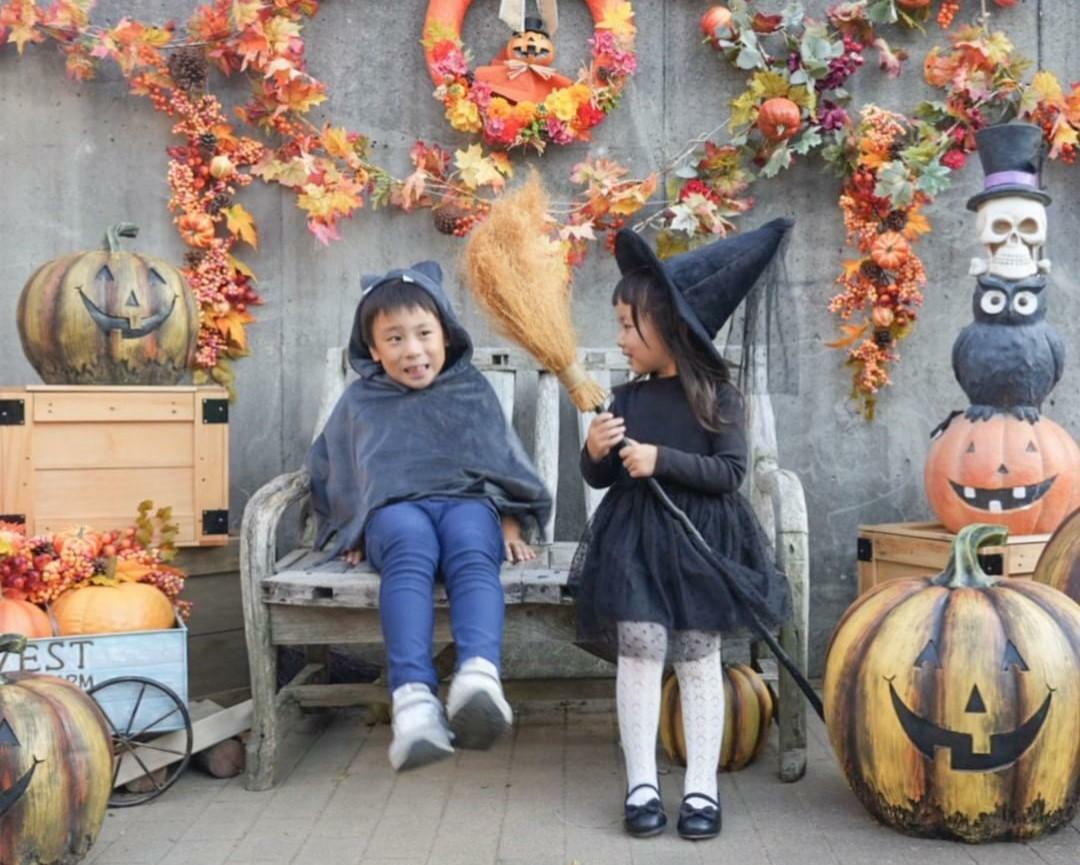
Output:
top-left (104, 223), bottom-right (139, 252)
top-left (0, 634), bottom-right (27, 683)
top-left (933, 524), bottom-right (1008, 588)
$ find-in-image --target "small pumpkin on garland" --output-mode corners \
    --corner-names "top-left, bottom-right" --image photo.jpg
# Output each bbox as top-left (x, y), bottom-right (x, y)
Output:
top-left (824, 524), bottom-right (1080, 842)
top-left (925, 412), bottom-right (1080, 535)
top-left (659, 663), bottom-right (773, 772)
top-left (0, 634), bottom-right (113, 865)
top-left (16, 223), bottom-right (199, 386)
top-left (52, 582), bottom-right (176, 636)
top-left (756, 97), bottom-right (802, 142)
top-left (700, 6), bottom-right (735, 47)
top-left (870, 231), bottom-right (911, 270)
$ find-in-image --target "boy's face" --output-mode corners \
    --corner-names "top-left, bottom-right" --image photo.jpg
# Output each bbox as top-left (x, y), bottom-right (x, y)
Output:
top-left (367, 305), bottom-right (448, 390)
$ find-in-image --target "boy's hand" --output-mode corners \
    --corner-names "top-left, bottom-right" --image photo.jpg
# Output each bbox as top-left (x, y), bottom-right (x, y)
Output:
top-left (501, 515), bottom-right (536, 564)
top-left (343, 548), bottom-right (365, 567)
top-left (586, 412), bottom-right (626, 462)
top-left (619, 438), bottom-right (658, 479)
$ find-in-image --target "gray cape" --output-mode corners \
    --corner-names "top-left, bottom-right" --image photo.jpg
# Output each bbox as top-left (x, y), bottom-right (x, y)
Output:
top-left (306, 261), bottom-right (552, 559)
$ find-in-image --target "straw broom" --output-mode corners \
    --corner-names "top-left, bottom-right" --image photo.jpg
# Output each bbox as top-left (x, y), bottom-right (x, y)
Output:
top-left (462, 171), bottom-right (823, 719)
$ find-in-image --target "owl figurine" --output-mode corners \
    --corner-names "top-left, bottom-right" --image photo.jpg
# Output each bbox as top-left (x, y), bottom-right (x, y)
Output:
top-left (952, 273), bottom-right (1065, 423)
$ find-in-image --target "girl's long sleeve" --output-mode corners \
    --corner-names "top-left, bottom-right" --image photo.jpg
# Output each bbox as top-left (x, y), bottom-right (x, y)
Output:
top-left (653, 421), bottom-right (747, 494)
top-left (580, 445), bottom-right (620, 489)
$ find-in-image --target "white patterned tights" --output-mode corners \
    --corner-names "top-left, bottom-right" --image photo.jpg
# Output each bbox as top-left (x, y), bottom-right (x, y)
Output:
top-left (617, 621), bottom-right (723, 809)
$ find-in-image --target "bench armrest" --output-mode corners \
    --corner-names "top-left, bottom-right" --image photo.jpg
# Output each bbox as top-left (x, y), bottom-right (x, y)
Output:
top-left (241, 469), bottom-right (312, 591)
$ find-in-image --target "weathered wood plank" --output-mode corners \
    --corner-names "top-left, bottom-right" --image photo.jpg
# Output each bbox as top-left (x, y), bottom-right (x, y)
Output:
top-left (533, 371), bottom-right (560, 544)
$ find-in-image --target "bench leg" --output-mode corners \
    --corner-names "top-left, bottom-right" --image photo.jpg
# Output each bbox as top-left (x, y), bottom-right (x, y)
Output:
top-left (243, 616), bottom-right (279, 791)
top-left (777, 620), bottom-right (807, 781)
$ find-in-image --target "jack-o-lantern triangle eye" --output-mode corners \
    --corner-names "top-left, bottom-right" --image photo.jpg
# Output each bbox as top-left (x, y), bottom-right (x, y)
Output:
top-left (96, 264), bottom-right (114, 284)
top-left (125, 291), bottom-right (140, 308)
top-left (149, 268), bottom-right (167, 285)
top-left (1003, 640), bottom-right (1029, 671)
top-left (966, 442), bottom-right (976, 454)
top-left (0, 718), bottom-right (19, 747)
top-left (914, 639), bottom-right (942, 669)
top-left (1026, 441), bottom-right (1038, 453)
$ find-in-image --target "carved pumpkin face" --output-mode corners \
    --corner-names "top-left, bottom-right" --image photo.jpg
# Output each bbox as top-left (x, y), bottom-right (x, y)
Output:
top-left (17, 224), bottom-right (198, 385)
top-left (825, 526), bottom-right (1080, 841)
top-left (925, 413), bottom-right (1080, 535)
top-left (507, 29), bottom-right (555, 66)
top-left (0, 715), bottom-right (36, 818)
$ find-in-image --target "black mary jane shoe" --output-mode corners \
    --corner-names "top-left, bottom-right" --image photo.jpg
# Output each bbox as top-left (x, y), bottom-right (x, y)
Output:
top-left (623, 783), bottom-right (667, 838)
top-left (677, 793), bottom-right (722, 840)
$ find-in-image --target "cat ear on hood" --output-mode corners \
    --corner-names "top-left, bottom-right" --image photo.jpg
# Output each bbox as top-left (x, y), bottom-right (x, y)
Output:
top-left (408, 260), bottom-right (443, 285)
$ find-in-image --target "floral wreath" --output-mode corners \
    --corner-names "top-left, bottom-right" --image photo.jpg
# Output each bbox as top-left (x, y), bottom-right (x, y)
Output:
top-left (422, 0), bottom-right (637, 151)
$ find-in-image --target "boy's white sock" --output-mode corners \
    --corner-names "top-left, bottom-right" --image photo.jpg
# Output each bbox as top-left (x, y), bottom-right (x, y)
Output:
top-left (388, 682), bottom-right (454, 771)
top-left (447, 656), bottom-right (512, 749)
top-left (673, 644), bottom-right (724, 809)
top-left (616, 653), bottom-right (665, 807)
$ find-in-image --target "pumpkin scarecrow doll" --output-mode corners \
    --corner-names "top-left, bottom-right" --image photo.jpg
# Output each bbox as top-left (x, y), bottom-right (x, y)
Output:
top-left (474, 1), bottom-right (573, 104)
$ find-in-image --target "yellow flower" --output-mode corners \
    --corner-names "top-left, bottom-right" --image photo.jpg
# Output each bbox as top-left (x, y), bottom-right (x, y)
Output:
top-left (447, 98), bottom-right (482, 133)
top-left (544, 87), bottom-right (580, 122)
top-left (488, 97), bottom-right (513, 120)
top-left (513, 100), bottom-right (538, 123)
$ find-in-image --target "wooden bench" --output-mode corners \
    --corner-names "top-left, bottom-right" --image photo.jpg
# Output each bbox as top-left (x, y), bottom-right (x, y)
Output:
top-left (240, 346), bottom-right (810, 789)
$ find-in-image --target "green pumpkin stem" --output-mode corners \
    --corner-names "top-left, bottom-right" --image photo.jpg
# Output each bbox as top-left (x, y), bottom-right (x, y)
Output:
top-left (933, 524), bottom-right (1008, 588)
top-left (104, 223), bottom-right (139, 252)
top-left (0, 634), bottom-right (27, 684)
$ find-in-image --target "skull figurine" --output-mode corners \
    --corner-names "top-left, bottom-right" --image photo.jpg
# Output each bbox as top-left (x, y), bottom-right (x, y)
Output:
top-left (973, 196), bottom-right (1048, 280)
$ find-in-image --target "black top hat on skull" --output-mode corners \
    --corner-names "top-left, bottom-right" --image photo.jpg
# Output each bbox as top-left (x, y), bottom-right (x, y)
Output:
top-left (966, 122), bottom-right (1052, 211)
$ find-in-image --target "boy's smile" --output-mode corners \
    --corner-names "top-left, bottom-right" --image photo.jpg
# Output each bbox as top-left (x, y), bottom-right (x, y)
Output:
top-left (368, 306), bottom-right (448, 390)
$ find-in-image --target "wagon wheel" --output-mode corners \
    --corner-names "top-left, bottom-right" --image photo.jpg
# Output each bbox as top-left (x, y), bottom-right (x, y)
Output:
top-left (87, 676), bottom-right (194, 807)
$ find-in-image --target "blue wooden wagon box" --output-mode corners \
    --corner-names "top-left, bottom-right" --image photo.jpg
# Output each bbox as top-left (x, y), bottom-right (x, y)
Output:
top-left (0, 617), bottom-right (188, 734)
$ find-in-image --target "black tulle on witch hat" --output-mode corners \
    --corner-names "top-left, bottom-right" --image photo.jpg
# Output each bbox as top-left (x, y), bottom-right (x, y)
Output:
top-left (614, 217), bottom-right (794, 365)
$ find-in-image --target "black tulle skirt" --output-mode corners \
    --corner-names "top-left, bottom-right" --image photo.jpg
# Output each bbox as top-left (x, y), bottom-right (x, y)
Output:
top-left (569, 480), bottom-right (791, 642)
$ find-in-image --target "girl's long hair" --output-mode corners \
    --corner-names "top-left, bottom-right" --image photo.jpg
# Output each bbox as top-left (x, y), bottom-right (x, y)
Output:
top-left (613, 268), bottom-right (739, 432)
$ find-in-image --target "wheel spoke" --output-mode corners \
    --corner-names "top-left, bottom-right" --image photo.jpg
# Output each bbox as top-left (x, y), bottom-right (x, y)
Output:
top-left (124, 683), bottom-right (148, 737)
top-left (130, 705), bottom-right (184, 739)
top-left (125, 741), bottom-right (187, 758)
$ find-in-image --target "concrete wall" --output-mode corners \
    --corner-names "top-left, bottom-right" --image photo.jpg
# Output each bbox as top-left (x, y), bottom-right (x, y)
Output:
top-left (1, 1), bottom-right (1076, 671)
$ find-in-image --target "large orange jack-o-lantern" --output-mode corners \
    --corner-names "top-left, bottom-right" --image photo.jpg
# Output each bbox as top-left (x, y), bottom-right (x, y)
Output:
top-left (925, 413), bottom-right (1080, 535)
top-left (16, 222), bottom-right (199, 385)
top-left (0, 635), bottom-right (113, 863)
top-left (474, 17), bottom-right (574, 104)
top-left (824, 524), bottom-right (1080, 841)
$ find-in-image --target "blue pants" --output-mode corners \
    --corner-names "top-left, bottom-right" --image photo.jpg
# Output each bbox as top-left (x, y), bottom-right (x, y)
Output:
top-left (365, 498), bottom-right (505, 693)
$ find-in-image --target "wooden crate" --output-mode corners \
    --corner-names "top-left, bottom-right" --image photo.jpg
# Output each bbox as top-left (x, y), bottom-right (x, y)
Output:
top-left (0, 385), bottom-right (228, 546)
top-left (856, 521), bottom-right (1049, 595)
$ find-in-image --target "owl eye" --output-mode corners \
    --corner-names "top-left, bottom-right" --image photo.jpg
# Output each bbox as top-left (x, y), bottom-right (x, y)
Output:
top-left (1012, 291), bottom-right (1039, 316)
top-left (980, 289), bottom-right (1008, 315)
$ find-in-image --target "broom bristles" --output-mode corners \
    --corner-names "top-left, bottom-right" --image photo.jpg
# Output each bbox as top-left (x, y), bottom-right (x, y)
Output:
top-left (463, 170), bottom-right (607, 411)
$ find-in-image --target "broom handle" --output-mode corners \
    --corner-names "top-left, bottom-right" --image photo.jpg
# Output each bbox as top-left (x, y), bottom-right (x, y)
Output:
top-left (603, 410), bottom-right (824, 719)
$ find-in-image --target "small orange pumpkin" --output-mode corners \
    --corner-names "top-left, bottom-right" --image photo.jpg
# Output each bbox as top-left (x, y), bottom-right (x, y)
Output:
top-left (870, 231), bottom-right (911, 270)
top-left (925, 414), bottom-right (1080, 535)
top-left (507, 28), bottom-right (555, 66)
top-left (52, 583), bottom-right (175, 635)
top-left (700, 6), bottom-right (734, 44)
top-left (756, 97), bottom-right (801, 141)
top-left (51, 526), bottom-right (104, 558)
top-left (0, 595), bottom-right (52, 638)
top-left (177, 212), bottom-right (215, 248)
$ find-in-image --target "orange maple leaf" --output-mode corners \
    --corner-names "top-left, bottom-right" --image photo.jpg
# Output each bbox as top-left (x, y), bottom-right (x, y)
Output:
top-left (902, 210), bottom-right (931, 240)
top-left (826, 323), bottom-right (868, 349)
top-left (223, 204), bottom-right (258, 248)
top-left (215, 308), bottom-right (256, 352)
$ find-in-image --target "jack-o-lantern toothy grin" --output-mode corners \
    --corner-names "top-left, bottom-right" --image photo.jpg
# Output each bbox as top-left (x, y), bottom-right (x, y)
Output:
top-left (948, 476), bottom-right (1056, 513)
top-left (77, 286), bottom-right (177, 339)
top-left (888, 680), bottom-right (1052, 771)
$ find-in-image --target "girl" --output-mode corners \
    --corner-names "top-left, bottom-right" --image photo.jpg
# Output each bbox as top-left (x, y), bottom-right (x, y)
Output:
top-left (571, 219), bottom-right (793, 840)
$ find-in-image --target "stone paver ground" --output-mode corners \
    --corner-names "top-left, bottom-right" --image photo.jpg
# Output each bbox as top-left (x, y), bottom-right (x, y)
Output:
top-left (87, 706), bottom-right (1080, 865)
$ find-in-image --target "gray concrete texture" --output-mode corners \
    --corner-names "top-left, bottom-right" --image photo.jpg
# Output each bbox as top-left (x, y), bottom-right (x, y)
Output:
top-left (1, 2), bottom-right (1077, 672)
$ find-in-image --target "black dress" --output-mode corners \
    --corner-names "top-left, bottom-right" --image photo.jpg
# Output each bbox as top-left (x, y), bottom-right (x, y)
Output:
top-left (570, 375), bottom-right (790, 641)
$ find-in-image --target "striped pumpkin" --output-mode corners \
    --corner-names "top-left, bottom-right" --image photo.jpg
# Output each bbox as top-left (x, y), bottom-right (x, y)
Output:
top-left (659, 663), bottom-right (773, 772)
top-left (1033, 507), bottom-right (1080, 603)
top-left (824, 524), bottom-right (1080, 842)
top-left (16, 223), bottom-right (198, 385)
top-left (0, 637), bottom-right (113, 864)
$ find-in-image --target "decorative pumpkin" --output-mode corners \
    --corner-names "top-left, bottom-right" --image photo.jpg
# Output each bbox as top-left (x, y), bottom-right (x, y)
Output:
top-left (756, 97), bottom-right (801, 141)
top-left (659, 664), bottom-right (773, 772)
top-left (700, 6), bottom-right (734, 45)
top-left (52, 583), bottom-right (175, 636)
top-left (0, 596), bottom-right (51, 640)
top-left (507, 28), bottom-right (555, 66)
top-left (897, 0), bottom-right (932, 8)
top-left (16, 223), bottom-right (198, 385)
top-left (925, 413), bottom-right (1080, 535)
top-left (0, 634), bottom-right (112, 864)
top-left (51, 526), bottom-right (104, 558)
top-left (177, 212), bottom-right (215, 248)
top-left (870, 231), bottom-right (911, 270)
top-left (473, 17), bottom-right (574, 105)
top-left (824, 524), bottom-right (1080, 841)
top-left (1033, 507), bottom-right (1080, 603)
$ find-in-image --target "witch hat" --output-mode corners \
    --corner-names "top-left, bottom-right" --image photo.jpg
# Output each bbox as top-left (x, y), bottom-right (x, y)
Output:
top-left (966, 122), bottom-right (1051, 211)
top-left (614, 217), bottom-right (794, 364)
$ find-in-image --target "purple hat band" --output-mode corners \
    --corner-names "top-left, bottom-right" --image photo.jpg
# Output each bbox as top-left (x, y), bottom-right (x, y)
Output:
top-left (984, 170), bottom-right (1038, 190)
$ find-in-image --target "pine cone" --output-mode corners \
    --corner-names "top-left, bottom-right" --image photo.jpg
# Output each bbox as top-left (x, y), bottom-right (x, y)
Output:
top-left (873, 327), bottom-right (893, 347)
top-left (883, 210), bottom-right (908, 232)
top-left (184, 249), bottom-right (207, 268)
top-left (860, 260), bottom-right (887, 282)
top-left (168, 48), bottom-right (208, 92)
top-left (208, 193), bottom-right (231, 214)
top-left (433, 204), bottom-right (470, 236)
top-left (889, 142), bottom-right (904, 160)
top-left (199, 132), bottom-right (218, 151)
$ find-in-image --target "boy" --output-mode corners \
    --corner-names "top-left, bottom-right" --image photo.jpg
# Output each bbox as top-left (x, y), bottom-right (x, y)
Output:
top-left (307, 261), bottom-right (551, 771)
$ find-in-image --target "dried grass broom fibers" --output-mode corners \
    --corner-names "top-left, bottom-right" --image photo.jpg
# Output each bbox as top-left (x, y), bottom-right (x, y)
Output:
top-left (462, 169), bottom-right (607, 412)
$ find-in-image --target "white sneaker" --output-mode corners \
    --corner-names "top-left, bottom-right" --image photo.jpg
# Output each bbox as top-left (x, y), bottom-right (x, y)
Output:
top-left (388, 683), bottom-right (454, 771)
top-left (446, 657), bottom-right (513, 750)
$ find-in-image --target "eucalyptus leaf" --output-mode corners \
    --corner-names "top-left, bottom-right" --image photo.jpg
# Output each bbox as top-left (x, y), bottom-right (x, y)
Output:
top-left (760, 145), bottom-right (793, 179)
top-left (792, 127), bottom-right (823, 155)
top-left (915, 159), bottom-right (952, 198)
top-left (875, 161), bottom-right (915, 207)
top-left (735, 42), bottom-right (764, 70)
top-left (674, 163), bottom-right (699, 179)
top-left (866, 0), bottom-right (899, 25)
